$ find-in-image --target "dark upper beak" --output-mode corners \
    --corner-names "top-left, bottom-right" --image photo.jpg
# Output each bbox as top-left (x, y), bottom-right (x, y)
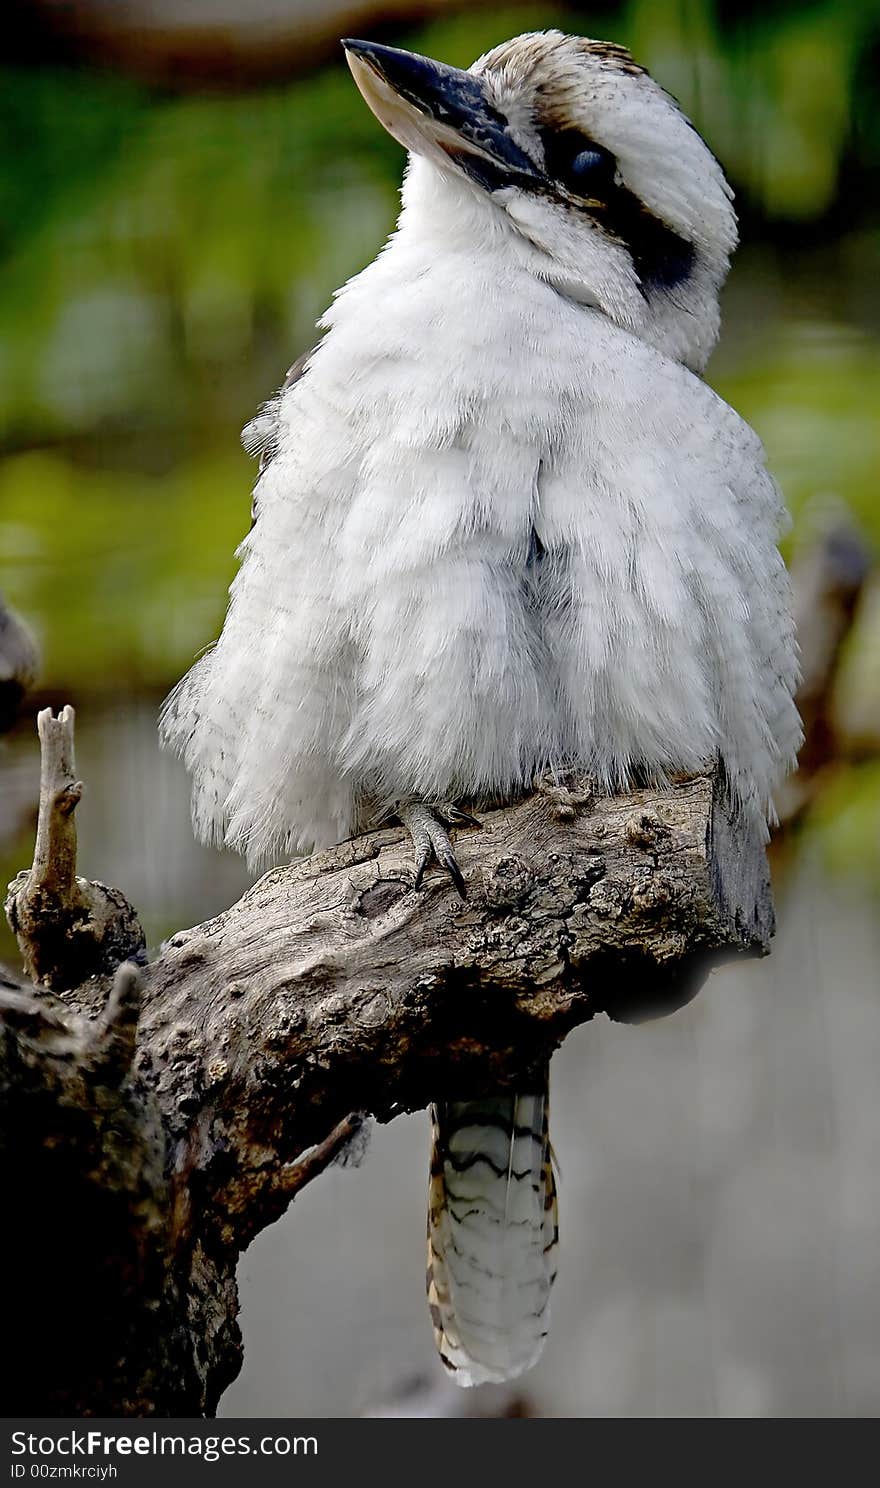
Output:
top-left (341, 38), bottom-right (539, 189)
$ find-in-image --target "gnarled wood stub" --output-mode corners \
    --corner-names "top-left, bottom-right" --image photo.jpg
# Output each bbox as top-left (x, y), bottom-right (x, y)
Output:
top-left (2, 706), bottom-right (773, 1415)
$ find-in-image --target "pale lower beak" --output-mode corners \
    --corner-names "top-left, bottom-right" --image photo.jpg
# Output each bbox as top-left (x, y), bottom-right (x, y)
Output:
top-left (342, 38), bottom-right (540, 190)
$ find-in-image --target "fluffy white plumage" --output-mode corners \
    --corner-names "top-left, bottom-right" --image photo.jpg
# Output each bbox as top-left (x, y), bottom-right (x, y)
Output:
top-left (161, 29), bottom-right (802, 1386)
top-left (162, 39), bottom-right (799, 864)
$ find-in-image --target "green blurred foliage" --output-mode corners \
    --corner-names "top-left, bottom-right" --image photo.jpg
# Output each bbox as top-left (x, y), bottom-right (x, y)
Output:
top-left (1, 0), bottom-right (879, 881)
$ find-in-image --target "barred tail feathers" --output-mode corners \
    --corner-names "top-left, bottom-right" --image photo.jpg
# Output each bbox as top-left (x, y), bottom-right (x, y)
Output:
top-left (426, 1087), bottom-right (558, 1387)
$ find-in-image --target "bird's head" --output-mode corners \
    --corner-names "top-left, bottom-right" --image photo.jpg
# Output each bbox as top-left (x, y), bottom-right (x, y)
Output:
top-left (343, 31), bottom-right (737, 368)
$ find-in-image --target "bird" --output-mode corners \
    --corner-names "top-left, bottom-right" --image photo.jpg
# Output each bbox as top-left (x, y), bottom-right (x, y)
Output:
top-left (160, 30), bottom-right (801, 1387)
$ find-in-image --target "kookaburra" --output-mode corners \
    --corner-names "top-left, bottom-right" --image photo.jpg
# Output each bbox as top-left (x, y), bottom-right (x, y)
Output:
top-left (161, 32), bottom-right (801, 1387)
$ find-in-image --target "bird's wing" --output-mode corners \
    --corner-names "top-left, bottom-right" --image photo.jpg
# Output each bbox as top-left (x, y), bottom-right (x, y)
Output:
top-left (160, 339), bottom-right (361, 865)
top-left (539, 318), bottom-right (802, 826)
top-left (241, 348), bottom-right (317, 525)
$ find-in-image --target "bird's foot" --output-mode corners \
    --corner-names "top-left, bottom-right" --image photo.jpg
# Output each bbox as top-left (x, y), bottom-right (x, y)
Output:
top-left (396, 802), bottom-right (475, 900)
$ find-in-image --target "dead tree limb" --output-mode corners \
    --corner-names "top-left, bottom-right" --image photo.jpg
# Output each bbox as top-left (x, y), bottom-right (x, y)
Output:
top-left (772, 510), bottom-right (872, 868)
top-left (6, 706), bottom-right (145, 989)
top-left (2, 707), bottom-right (773, 1416)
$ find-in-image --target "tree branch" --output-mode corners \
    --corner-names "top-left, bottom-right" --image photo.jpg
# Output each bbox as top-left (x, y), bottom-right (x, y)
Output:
top-left (29, 704), bottom-right (82, 897)
top-left (2, 707), bottom-right (774, 1414)
top-left (279, 1111), bottom-right (367, 1201)
top-left (771, 509), bottom-right (873, 873)
top-left (6, 706), bottom-right (145, 989)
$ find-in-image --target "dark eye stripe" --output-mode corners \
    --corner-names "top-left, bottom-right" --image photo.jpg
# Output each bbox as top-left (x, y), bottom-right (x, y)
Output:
top-left (537, 126), bottom-right (695, 292)
top-left (541, 130), bottom-right (616, 193)
top-left (595, 187), bottom-right (695, 292)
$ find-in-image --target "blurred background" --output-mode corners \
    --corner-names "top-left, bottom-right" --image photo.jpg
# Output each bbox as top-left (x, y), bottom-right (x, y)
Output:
top-left (1, 0), bottom-right (879, 1418)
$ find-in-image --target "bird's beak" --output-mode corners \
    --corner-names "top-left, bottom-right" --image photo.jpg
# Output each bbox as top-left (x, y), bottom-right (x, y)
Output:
top-left (342, 38), bottom-right (538, 189)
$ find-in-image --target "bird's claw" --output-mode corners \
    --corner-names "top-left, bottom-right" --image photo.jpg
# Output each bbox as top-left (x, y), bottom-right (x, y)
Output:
top-left (398, 802), bottom-right (469, 900)
top-left (442, 804), bottom-right (482, 829)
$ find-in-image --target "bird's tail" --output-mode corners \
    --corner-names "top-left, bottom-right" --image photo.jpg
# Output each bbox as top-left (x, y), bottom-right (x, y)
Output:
top-left (426, 1080), bottom-right (558, 1387)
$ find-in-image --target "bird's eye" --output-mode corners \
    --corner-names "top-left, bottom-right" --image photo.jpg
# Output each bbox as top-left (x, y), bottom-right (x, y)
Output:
top-left (543, 131), bottom-right (617, 196)
top-left (568, 148), bottom-right (613, 185)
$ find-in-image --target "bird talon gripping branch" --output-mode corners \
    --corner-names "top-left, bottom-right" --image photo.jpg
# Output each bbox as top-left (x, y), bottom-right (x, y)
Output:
top-left (398, 802), bottom-right (468, 899)
top-left (161, 29), bottom-right (800, 1388)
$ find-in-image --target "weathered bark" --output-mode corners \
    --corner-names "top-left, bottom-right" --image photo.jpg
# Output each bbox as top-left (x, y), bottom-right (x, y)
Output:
top-left (6, 706), bottom-right (145, 989)
top-left (2, 707), bottom-right (774, 1416)
top-left (773, 512), bottom-right (871, 850)
top-left (0, 964), bottom-right (203, 1414)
